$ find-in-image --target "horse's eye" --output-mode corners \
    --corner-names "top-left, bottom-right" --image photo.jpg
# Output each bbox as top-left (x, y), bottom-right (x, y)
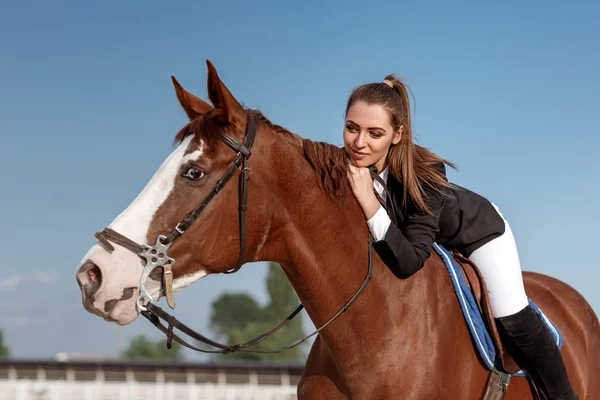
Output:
top-left (181, 167), bottom-right (205, 181)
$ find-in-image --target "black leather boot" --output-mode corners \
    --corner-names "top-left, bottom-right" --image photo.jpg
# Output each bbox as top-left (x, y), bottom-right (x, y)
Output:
top-left (496, 305), bottom-right (578, 400)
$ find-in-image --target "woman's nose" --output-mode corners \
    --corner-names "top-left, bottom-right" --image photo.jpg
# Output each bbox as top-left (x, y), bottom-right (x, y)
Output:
top-left (354, 132), bottom-right (367, 148)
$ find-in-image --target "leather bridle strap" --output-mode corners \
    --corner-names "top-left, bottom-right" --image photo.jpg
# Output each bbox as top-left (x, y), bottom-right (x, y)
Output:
top-left (93, 112), bottom-right (376, 355)
top-left (94, 115), bottom-right (257, 310)
top-left (95, 116), bottom-right (256, 266)
top-left (140, 235), bottom-right (374, 354)
top-left (223, 156), bottom-right (250, 274)
top-left (95, 228), bottom-right (144, 255)
top-left (141, 302), bottom-right (304, 354)
top-left (161, 115), bottom-right (257, 252)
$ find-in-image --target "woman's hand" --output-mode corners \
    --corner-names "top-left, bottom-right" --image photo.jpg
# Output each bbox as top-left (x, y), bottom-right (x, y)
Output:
top-left (347, 165), bottom-right (381, 220)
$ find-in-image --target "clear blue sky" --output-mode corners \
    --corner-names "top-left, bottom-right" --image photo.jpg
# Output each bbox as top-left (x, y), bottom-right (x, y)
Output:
top-left (1, 1), bottom-right (598, 360)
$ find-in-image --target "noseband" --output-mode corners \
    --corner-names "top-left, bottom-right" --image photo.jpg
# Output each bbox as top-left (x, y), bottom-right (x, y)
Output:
top-left (94, 114), bottom-right (375, 355)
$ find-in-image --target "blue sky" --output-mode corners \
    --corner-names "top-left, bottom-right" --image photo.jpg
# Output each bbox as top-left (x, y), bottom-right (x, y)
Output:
top-left (0, 1), bottom-right (598, 360)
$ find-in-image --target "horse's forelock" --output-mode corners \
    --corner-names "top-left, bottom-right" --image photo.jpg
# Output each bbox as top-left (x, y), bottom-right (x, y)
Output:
top-left (173, 116), bottom-right (205, 145)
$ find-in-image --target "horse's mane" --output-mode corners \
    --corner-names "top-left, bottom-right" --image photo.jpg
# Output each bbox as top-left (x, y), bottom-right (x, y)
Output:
top-left (175, 109), bottom-right (352, 201)
top-left (248, 110), bottom-right (351, 201)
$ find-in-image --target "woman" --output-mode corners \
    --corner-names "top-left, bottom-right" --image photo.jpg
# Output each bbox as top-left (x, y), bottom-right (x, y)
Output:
top-left (344, 75), bottom-right (578, 400)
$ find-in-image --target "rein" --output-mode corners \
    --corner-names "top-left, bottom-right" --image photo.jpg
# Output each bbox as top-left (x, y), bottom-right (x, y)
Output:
top-left (94, 114), bottom-right (375, 354)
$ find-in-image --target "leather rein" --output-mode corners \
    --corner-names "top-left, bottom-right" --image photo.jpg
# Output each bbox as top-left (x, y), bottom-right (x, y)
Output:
top-left (94, 114), bottom-right (379, 354)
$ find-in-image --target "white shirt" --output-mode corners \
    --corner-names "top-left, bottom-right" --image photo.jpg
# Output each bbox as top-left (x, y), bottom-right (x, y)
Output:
top-left (367, 167), bottom-right (392, 241)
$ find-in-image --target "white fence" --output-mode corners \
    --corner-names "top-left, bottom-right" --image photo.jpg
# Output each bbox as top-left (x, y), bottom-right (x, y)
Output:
top-left (0, 359), bottom-right (302, 400)
top-left (0, 380), bottom-right (298, 400)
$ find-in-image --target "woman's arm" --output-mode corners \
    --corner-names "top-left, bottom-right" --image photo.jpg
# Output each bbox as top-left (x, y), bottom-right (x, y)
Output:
top-left (370, 188), bottom-right (444, 278)
top-left (348, 163), bottom-right (448, 279)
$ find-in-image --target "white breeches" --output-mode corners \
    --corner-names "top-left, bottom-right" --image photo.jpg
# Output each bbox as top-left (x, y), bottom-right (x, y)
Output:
top-left (467, 204), bottom-right (529, 318)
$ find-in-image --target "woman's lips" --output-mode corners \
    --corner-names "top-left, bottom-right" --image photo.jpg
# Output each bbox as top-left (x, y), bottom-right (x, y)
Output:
top-left (351, 149), bottom-right (369, 160)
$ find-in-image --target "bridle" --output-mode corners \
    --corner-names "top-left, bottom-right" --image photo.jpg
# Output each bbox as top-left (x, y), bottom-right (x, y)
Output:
top-left (94, 114), bottom-right (376, 354)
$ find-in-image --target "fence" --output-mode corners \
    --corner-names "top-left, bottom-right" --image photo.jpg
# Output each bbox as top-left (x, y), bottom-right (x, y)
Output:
top-left (0, 358), bottom-right (304, 400)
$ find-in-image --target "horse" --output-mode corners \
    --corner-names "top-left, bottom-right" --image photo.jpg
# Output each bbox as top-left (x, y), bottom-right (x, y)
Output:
top-left (75, 60), bottom-right (600, 399)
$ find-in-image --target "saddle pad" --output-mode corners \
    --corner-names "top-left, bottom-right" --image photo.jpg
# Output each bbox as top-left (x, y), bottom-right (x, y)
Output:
top-left (432, 243), bottom-right (563, 377)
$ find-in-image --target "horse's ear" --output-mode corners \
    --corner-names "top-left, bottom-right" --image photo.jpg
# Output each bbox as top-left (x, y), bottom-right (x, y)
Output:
top-left (206, 60), bottom-right (245, 127)
top-left (171, 76), bottom-right (212, 120)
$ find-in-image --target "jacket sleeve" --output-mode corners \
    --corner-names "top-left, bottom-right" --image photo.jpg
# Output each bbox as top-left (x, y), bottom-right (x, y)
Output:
top-left (373, 165), bottom-right (448, 279)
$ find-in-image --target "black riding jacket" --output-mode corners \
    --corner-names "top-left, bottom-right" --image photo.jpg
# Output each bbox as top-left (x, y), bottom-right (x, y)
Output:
top-left (373, 163), bottom-right (505, 279)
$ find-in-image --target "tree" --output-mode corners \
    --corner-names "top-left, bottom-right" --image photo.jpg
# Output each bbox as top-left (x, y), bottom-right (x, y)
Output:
top-left (210, 293), bottom-right (263, 335)
top-left (123, 334), bottom-right (183, 361)
top-left (209, 262), bottom-right (307, 361)
top-left (0, 330), bottom-right (9, 358)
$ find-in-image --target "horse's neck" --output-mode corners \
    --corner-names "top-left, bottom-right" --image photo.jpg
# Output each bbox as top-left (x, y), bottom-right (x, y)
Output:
top-left (265, 142), bottom-right (449, 379)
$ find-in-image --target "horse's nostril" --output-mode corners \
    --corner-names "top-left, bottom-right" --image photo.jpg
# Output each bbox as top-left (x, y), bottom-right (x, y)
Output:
top-left (77, 260), bottom-right (103, 290)
top-left (88, 264), bottom-right (102, 286)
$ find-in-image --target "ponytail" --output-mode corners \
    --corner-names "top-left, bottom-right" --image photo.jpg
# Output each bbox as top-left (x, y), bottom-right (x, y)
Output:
top-left (346, 74), bottom-right (457, 214)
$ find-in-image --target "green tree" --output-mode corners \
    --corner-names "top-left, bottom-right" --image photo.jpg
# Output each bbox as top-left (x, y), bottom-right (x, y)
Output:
top-left (0, 330), bottom-right (9, 358)
top-left (210, 293), bottom-right (263, 336)
top-left (209, 262), bottom-right (307, 361)
top-left (123, 334), bottom-right (184, 361)
top-left (264, 263), bottom-right (298, 317)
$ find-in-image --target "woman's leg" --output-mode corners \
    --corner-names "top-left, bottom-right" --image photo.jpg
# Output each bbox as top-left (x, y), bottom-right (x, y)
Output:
top-left (468, 205), bottom-right (578, 400)
top-left (468, 209), bottom-right (528, 318)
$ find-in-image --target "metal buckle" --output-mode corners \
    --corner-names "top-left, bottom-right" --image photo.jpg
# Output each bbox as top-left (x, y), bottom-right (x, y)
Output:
top-left (136, 235), bottom-right (175, 312)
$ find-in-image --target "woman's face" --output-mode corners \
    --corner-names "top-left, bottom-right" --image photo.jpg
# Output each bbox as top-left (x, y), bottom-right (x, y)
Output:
top-left (343, 101), bottom-right (402, 172)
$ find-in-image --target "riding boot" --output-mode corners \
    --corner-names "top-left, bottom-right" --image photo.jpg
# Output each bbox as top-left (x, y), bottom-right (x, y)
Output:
top-left (496, 305), bottom-right (578, 400)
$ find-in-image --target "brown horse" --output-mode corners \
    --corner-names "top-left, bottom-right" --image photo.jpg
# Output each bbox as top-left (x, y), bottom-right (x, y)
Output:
top-left (75, 61), bottom-right (600, 399)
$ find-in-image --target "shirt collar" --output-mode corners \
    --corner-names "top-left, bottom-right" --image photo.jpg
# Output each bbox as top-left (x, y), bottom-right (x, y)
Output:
top-left (373, 166), bottom-right (389, 202)
top-left (380, 167), bottom-right (389, 183)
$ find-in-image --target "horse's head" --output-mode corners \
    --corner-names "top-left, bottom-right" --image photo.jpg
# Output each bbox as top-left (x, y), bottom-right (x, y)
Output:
top-left (75, 61), bottom-right (273, 325)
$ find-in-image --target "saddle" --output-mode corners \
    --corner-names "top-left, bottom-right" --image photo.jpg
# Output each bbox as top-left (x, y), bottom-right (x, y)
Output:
top-left (433, 244), bottom-right (563, 399)
top-left (449, 250), bottom-right (521, 374)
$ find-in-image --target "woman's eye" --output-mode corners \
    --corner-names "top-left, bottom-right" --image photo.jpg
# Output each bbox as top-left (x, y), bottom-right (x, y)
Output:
top-left (346, 125), bottom-right (357, 132)
top-left (371, 132), bottom-right (382, 138)
top-left (182, 167), bottom-right (205, 181)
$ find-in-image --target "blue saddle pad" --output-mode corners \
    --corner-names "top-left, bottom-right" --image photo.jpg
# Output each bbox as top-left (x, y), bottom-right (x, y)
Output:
top-left (432, 243), bottom-right (563, 377)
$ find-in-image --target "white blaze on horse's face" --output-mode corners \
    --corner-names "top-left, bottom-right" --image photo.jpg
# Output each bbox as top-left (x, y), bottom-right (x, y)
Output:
top-left (111, 134), bottom-right (196, 244)
top-left (76, 134), bottom-right (208, 325)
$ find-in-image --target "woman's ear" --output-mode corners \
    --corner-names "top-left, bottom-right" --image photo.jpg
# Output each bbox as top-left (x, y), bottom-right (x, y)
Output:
top-left (392, 125), bottom-right (404, 145)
